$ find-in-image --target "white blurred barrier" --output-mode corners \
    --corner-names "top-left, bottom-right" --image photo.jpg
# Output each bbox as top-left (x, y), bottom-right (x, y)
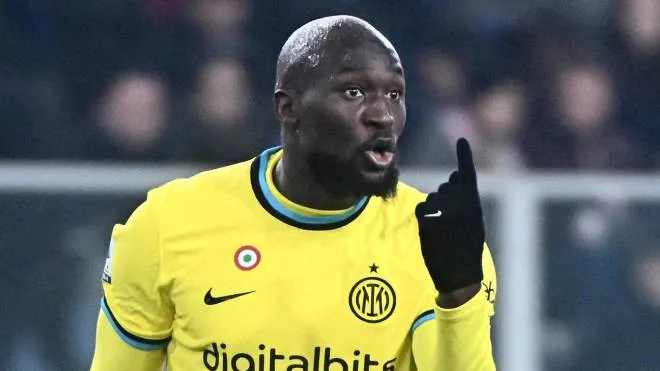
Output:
top-left (3, 161), bottom-right (660, 371)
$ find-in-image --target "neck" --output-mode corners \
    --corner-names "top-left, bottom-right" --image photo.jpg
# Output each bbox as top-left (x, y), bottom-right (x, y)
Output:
top-left (274, 150), bottom-right (361, 210)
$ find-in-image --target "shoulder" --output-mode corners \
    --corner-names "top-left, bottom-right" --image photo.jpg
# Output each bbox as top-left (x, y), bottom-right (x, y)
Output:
top-left (365, 181), bottom-right (427, 216)
top-left (151, 158), bottom-right (253, 204)
top-left (391, 181), bottom-right (427, 209)
top-left (363, 181), bottom-right (426, 230)
top-left (138, 158), bottom-right (256, 230)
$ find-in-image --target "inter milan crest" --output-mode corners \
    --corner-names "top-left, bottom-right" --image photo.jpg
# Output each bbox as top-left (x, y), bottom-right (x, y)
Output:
top-left (348, 263), bottom-right (396, 323)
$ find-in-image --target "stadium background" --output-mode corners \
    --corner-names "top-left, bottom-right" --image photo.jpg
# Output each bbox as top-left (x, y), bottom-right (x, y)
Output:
top-left (1, 0), bottom-right (659, 370)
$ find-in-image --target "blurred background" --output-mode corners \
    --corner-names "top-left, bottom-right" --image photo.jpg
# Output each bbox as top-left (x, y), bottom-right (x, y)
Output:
top-left (0, 0), bottom-right (659, 370)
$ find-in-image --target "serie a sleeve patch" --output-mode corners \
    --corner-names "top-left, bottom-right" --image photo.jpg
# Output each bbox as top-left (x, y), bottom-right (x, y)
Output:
top-left (102, 239), bottom-right (115, 283)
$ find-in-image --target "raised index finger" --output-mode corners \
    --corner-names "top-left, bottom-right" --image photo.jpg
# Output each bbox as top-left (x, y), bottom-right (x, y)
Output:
top-left (456, 137), bottom-right (477, 189)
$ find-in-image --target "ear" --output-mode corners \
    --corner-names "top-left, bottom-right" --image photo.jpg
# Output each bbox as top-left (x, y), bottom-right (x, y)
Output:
top-left (274, 89), bottom-right (299, 130)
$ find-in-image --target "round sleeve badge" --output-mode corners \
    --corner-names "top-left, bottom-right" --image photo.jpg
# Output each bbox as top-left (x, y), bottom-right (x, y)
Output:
top-left (234, 246), bottom-right (261, 271)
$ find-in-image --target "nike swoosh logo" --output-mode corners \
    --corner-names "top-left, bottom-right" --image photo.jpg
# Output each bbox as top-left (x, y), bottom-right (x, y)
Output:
top-left (204, 289), bottom-right (255, 305)
top-left (424, 210), bottom-right (443, 217)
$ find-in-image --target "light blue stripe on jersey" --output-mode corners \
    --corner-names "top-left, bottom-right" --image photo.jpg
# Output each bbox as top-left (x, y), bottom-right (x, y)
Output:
top-left (258, 147), bottom-right (368, 225)
top-left (100, 298), bottom-right (167, 351)
top-left (412, 311), bottom-right (436, 332)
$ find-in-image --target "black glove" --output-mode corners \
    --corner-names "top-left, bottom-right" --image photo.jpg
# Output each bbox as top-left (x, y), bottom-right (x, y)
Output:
top-left (415, 138), bottom-right (485, 293)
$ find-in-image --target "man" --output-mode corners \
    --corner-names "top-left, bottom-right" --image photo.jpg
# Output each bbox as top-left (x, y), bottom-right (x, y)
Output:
top-left (90, 15), bottom-right (496, 370)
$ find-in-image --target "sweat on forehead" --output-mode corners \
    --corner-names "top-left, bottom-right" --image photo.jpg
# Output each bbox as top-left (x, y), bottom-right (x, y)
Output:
top-left (275, 15), bottom-right (398, 91)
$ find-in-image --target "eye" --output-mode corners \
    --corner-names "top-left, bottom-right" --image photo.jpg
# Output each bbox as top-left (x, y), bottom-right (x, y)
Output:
top-left (343, 87), bottom-right (364, 99)
top-left (388, 90), bottom-right (402, 100)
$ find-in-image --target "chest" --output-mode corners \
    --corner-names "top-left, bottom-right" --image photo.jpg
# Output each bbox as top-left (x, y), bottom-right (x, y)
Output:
top-left (163, 222), bottom-right (431, 356)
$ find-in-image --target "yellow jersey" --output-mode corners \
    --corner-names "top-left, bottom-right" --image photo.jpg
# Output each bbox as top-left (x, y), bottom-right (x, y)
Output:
top-left (91, 147), bottom-right (496, 371)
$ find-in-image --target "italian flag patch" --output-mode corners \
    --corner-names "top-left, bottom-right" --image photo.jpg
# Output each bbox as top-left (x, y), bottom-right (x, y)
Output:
top-left (234, 246), bottom-right (261, 271)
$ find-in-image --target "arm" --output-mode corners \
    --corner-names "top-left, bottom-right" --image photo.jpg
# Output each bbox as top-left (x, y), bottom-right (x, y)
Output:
top-left (90, 309), bottom-right (166, 371)
top-left (412, 245), bottom-right (497, 370)
top-left (90, 190), bottom-right (173, 370)
top-left (413, 139), bottom-right (496, 370)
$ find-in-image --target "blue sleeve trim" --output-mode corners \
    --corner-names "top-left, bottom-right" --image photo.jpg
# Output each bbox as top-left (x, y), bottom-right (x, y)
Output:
top-left (412, 309), bottom-right (436, 332)
top-left (101, 297), bottom-right (170, 351)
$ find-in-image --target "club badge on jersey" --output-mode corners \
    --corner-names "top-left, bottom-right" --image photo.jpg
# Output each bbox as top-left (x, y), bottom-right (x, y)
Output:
top-left (102, 239), bottom-right (115, 283)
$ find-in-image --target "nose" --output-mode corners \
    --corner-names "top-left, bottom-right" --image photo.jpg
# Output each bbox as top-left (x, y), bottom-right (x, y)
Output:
top-left (363, 96), bottom-right (395, 129)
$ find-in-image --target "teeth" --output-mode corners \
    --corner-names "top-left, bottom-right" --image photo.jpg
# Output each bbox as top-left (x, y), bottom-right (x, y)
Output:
top-left (365, 150), bottom-right (393, 168)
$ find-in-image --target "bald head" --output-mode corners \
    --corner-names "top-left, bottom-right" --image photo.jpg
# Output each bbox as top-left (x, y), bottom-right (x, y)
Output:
top-left (275, 15), bottom-right (399, 92)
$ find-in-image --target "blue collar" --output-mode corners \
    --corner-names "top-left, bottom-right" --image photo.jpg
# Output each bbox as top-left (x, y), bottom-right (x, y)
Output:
top-left (249, 147), bottom-right (369, 230)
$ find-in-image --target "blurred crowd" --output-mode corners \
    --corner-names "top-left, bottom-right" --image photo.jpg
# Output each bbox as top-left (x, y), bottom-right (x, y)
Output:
top-left (1, 0), bottom-right (659, 170)
top-left (1, 1), bottom-right (660, 370)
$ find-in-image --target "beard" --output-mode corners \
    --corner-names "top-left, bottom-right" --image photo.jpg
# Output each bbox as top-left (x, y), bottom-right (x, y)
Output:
top-left (306, 147), bottom-right (399, 200)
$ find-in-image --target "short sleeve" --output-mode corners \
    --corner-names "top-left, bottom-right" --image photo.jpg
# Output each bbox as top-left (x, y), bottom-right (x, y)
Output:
top-left (100, 189), bottom-right (173, 350)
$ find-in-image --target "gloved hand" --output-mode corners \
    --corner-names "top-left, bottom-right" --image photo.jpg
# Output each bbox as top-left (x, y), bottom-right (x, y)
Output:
top-left (415, 138), bottom-right (485, 293)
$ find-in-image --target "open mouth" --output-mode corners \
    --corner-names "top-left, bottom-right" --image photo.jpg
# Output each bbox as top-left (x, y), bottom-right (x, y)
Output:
top-left (364, 139), bottom-right (395, 169)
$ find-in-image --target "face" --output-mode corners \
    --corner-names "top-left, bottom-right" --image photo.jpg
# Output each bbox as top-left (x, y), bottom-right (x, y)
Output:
top-left (621, 0), bottom-right (660, 54)
top-left (195, 59), bottom-right (250, 128)
top-left (98, 73), bottom-right (167, 152)
top-left (475, 82), bottom-right (525, 139)
top-left (294, 43), bottom-right (406, 199)
top-left (188, 0), bottom-right (249, 35)
top-left (558, 67), bottom-right (613, 134)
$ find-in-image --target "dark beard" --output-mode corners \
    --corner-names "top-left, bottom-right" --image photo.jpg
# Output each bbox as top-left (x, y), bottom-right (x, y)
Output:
top-left (306, 150), bottom-right (399, 200)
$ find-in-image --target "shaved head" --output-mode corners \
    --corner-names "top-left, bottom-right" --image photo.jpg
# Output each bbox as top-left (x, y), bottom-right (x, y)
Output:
top-left (275, 15), bottom-right (399, 92)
